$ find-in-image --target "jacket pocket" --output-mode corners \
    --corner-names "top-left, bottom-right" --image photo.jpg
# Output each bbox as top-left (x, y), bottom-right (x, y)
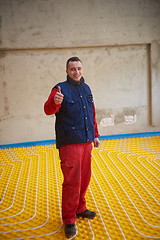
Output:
top-left (66, 98), bottom-right (81, 114)
top-left (86, 95), bottom-right (94, 112)
top-left (63, 125), bottom-right (84, 142)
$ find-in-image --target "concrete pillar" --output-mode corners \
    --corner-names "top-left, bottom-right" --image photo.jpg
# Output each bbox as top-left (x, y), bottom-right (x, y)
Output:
top-left (151, 40), bottom-right (160, 127)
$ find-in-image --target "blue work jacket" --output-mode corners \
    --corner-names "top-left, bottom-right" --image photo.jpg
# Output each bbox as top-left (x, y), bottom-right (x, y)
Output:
top-left (54, 76), bottom-right (95, 148)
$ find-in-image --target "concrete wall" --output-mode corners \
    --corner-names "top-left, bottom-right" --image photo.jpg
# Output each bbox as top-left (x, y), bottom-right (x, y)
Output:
top-left (0, 0), bottom-right (160, 144)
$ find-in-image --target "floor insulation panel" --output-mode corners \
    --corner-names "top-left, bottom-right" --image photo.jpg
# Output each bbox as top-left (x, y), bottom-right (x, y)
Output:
top-left (0, 136), bottom-right (160, 240)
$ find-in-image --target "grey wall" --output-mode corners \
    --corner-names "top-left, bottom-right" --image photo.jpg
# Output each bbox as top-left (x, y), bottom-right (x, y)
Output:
top-left (0, 0), bottom-right (160, 144)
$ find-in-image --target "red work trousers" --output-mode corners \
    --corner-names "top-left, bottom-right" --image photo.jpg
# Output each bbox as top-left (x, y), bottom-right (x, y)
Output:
top-left (59, 142), bottom-right (92, 225)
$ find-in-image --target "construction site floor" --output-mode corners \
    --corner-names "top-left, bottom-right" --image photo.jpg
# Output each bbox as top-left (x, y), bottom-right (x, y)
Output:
top-left (0, 136), bottom-right (160, 239)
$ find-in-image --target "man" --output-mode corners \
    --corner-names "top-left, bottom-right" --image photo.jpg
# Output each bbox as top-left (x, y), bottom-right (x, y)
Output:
top-left (44, 57), bottom-right (100, 238)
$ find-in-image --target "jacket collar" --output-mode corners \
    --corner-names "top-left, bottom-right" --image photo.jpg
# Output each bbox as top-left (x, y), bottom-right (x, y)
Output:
top-left (67, 75), bottom-right (84, 87)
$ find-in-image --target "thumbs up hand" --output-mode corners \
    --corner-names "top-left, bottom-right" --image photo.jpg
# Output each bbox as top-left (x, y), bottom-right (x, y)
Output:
top-left (54, 86), bottom-right (64, 105)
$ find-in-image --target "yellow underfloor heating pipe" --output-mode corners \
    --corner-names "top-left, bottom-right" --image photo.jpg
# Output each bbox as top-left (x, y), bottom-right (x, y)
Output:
top-left (0, 136), bottom-right (160, 239)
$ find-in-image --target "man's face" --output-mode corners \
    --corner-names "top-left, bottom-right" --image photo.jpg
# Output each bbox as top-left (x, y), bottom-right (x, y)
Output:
top-left (66, 61), bottom-right (83, 81)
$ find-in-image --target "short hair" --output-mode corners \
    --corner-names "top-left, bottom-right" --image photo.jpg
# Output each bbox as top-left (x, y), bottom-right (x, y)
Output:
top-left (66, 57), bottom-right (82, 69)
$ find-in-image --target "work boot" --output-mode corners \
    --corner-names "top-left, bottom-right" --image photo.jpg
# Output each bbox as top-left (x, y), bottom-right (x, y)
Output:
top-left (76, 209), bottom-right (96, 219)
top-left (64, 223), bottom-right (76, 238)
